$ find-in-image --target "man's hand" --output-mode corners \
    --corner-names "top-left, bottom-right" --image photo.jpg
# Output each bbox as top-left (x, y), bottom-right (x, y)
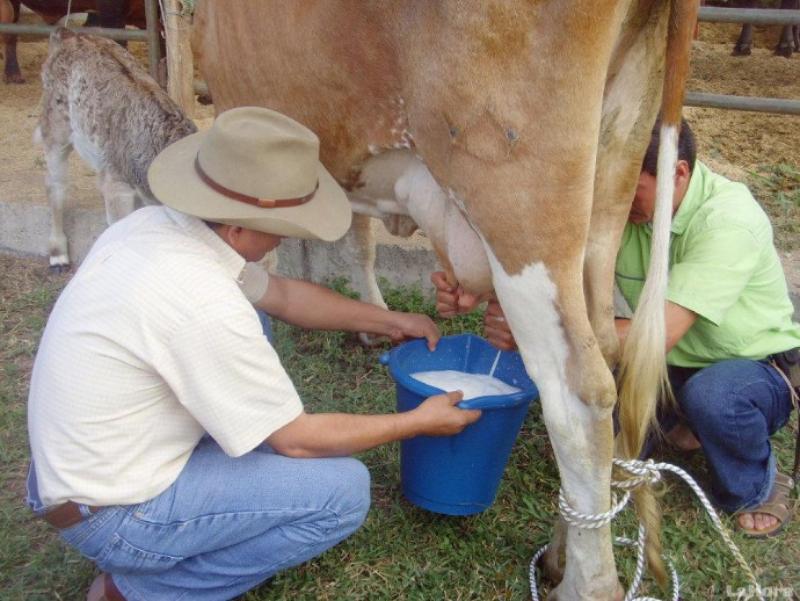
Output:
top-left (412, 391), bottom-right (482, 436)
top-left (385, 311), bottom-right (440, 351)
top-left (431, 271), bottom-right (484, 317)
top-left (484, 299), bottom-right (517, 351)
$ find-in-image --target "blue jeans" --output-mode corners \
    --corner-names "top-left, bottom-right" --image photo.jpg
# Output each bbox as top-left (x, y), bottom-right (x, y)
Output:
top-left (29, 439), bottom-right (370, 600)
top-left (665, 359), bottom-right (794, 513)
top-left (257, 309), bottom-right (274, 344)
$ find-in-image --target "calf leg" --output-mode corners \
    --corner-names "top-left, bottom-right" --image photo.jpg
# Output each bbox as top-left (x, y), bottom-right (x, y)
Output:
top-left (1, 0), bottom-right (23, 84)
top-left (340, 213), bottom-right (387, 345)
top-left (99, 170), bottom-right (138, 225)
top-left (43, 143), bottom-right (73, 271)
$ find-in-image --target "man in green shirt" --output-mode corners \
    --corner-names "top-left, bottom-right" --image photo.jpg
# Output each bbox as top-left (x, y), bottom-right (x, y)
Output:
top-left (614, 119), bottom-right (798, 537)
top-left (433, 119), bottom-right (798, 537)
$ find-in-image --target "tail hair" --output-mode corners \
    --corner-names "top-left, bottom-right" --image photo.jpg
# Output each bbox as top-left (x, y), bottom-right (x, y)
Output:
top-left (615, 0), bottom-right (699, 588)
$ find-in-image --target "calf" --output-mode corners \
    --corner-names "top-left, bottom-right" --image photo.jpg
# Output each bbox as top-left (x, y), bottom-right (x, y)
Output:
top-left (37, 28), bottom-right (196, 270)
top-left (2, 0), bottom-right (147, 83)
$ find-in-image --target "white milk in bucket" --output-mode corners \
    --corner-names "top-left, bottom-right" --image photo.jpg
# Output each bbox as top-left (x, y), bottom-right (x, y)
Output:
top-left (410, 370), bottom-right (521, 400)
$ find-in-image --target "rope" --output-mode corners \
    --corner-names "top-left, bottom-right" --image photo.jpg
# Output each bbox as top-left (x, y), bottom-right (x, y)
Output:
top-left (529, 459), bottom-right (764, 601)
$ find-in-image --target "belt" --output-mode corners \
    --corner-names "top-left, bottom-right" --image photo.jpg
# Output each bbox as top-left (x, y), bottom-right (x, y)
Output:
top-left (42, 501), bottom-right (102, 529)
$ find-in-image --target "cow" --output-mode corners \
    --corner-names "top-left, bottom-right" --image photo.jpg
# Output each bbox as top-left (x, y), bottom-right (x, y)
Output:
top-left (1, 0), bottom-right (148, 83)
top-left (37, 28), bottom-right (196, 271)
top-left (192, 2), bottom-right (699, 599)
top-left (733, 0), bottom-right (800, 57)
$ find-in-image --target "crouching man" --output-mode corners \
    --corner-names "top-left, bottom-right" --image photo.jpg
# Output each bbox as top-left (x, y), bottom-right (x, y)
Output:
top-left (27, 107), bottom-right (480, 601)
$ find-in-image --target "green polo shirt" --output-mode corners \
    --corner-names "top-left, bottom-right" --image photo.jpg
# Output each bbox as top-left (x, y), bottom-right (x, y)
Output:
top-left (615, 161), bottom-right (800, 368)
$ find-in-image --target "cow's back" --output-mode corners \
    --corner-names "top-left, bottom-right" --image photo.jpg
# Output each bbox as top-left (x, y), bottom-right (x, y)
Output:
top-left (42, 29), bottom-right (195, 192)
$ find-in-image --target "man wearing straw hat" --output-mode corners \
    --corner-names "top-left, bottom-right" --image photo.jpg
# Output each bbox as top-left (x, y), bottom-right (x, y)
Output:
top-left (26, 107), bottom-right (481, 601)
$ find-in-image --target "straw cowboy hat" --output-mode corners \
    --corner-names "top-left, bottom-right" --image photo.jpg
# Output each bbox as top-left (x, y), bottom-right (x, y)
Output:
top-left (148, 106), bottom-right (352, 241)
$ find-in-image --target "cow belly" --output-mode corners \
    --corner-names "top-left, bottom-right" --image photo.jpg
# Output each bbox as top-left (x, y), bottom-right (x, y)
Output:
top-left (353, 150), bottom-right (492, 295)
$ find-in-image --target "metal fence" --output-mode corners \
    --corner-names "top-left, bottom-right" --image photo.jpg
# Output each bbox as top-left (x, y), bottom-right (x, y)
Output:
top-left (0, 0), bottom-right (161, 80)
top-left (688, 6), bottom-right (800, 115)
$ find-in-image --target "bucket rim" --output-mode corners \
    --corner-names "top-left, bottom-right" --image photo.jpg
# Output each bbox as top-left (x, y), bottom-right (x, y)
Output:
top-left (382, 334), bottom-right (538, 410)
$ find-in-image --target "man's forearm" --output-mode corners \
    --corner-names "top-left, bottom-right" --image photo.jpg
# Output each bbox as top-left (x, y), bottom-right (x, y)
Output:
top-left (267, 411), bottom-right (420, 458)
top-left (256, 276), bottom-right (393, 333)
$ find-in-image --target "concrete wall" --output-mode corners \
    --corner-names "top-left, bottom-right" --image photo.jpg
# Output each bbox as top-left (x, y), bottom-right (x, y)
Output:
top-left (0, 199), bottom-right (439, 295)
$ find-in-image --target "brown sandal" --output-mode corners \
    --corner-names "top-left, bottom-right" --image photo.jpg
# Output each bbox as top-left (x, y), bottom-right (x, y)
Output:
top-left (735, 472), bottom-right (795, 539)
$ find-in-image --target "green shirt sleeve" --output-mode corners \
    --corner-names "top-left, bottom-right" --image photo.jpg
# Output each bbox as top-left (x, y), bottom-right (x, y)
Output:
top-left (667, 225), bottom-right (760, 326)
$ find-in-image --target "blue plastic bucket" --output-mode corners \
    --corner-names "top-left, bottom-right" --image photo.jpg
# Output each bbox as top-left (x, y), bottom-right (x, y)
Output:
top-left (380, 334), bottom-right (539, 515)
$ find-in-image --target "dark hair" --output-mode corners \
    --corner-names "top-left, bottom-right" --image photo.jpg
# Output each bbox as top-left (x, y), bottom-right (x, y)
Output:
top-left (641, 118), bottom-right (696, 176)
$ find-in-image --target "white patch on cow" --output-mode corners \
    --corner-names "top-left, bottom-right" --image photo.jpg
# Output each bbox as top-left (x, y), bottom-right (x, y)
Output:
top-left (483, 247), bottom-right (611, 512)
top-left (367, 144), bottom-right (381, 156)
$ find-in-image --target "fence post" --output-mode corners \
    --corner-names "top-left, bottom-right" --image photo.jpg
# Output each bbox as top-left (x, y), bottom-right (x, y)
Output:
top-left (162, 0), bottom-right (195, 117)
top-left (144, 0), bottom-right (161, 82)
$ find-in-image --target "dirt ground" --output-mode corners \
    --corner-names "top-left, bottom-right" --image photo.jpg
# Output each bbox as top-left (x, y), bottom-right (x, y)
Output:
top-left (0, 14), bottom-right (798, 291)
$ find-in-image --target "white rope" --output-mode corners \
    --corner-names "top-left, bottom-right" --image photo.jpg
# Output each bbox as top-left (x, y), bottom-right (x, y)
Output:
top-left (529, 459), bottom-right (764, 601)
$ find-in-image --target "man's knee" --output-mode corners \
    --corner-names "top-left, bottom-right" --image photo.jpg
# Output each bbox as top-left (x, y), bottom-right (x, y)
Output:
top-left (333, 458), bottom-right (371, 532)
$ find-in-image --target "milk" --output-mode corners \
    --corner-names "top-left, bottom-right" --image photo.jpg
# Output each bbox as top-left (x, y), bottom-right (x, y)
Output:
top-left (410, 370), bottom-right (521, 400)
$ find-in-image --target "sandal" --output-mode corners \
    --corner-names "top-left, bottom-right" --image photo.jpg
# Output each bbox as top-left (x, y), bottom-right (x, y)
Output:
top-left (735, 472), bottom-right (795, 539)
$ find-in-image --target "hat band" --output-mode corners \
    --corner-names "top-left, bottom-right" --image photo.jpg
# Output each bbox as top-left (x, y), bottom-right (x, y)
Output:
top-left (194, 157), bottom-right (318, 209)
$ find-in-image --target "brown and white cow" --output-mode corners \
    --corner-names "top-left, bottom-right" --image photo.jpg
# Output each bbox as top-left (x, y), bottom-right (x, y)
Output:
top-left (193, 2), bottom-right (698, 599)
top-left (37, 28), bottom-right (195, 270)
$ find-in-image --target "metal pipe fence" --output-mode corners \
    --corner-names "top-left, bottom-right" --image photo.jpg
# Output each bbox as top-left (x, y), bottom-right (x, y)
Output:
top-left (687, 6), bottom-right (800, 115)
top-left (0, 0), bottom-right (161, 80)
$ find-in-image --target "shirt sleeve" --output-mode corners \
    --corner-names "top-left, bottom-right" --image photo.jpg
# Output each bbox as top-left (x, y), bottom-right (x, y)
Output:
top-left (667, 225), bottom-right (760, 326)
top-left (156, 299), bottom-right (303, 457)
top-left (237, 262), bottom-right (270, 303)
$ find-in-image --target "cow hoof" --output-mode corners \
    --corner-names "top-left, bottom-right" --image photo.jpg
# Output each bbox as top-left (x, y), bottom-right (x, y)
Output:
top-left (775, 44), bottom-right (793, 58)
top-left (3, 72), bottom-right (25, 84)
top-left (547, 582), bottom-right (625, 601)
top-left (540, 551), bottom-right (565, 587)
top-left (732, 45), bottom-right (751, 56)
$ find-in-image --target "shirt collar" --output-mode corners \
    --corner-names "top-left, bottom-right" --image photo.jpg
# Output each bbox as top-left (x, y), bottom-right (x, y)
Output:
top-left (670, 160), bottom-right (709, 236)
top-left (164, 207), bottom-right (246, 280)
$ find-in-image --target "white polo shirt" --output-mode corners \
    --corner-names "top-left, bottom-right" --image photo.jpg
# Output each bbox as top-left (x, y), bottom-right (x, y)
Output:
top-left (28, 206), bottom-right (303, 507)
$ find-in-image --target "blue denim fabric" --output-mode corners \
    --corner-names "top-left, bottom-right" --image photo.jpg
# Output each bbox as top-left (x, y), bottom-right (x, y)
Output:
top-left (256, 309), bottom-right (274, 344)
top-left (666, 359), bottom-right (794, 513)
top-left (29, 439), bottom-right (370, 601)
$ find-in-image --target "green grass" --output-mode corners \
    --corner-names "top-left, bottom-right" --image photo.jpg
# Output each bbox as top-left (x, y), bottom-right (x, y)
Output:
top-left (1, 255), bottom-right (798, 600)
top-left (747, 163), bottom-right (800, 250)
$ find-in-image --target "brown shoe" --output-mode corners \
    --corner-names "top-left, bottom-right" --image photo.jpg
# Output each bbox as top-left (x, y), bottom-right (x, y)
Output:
top-left (735, 472), bottom-right (795, 539)
top-left (87, 573), bottom-right (126, 601)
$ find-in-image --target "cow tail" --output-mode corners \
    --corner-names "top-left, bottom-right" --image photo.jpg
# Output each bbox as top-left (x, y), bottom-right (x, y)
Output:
top-left (616, 0), bottom-right (699, 588)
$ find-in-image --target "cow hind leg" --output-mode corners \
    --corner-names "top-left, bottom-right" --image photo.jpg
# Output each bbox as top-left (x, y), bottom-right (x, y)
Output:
top-left (486, 251), bottom-right (622, 601)
top-left (339, 213), bottom-right (388, 345)
top-left (42, 142), bottom-right (73, 272)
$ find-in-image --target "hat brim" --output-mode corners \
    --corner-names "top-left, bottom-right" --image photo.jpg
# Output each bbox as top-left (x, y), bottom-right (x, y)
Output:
top-left (147, 130), bottom-right (352, 241)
